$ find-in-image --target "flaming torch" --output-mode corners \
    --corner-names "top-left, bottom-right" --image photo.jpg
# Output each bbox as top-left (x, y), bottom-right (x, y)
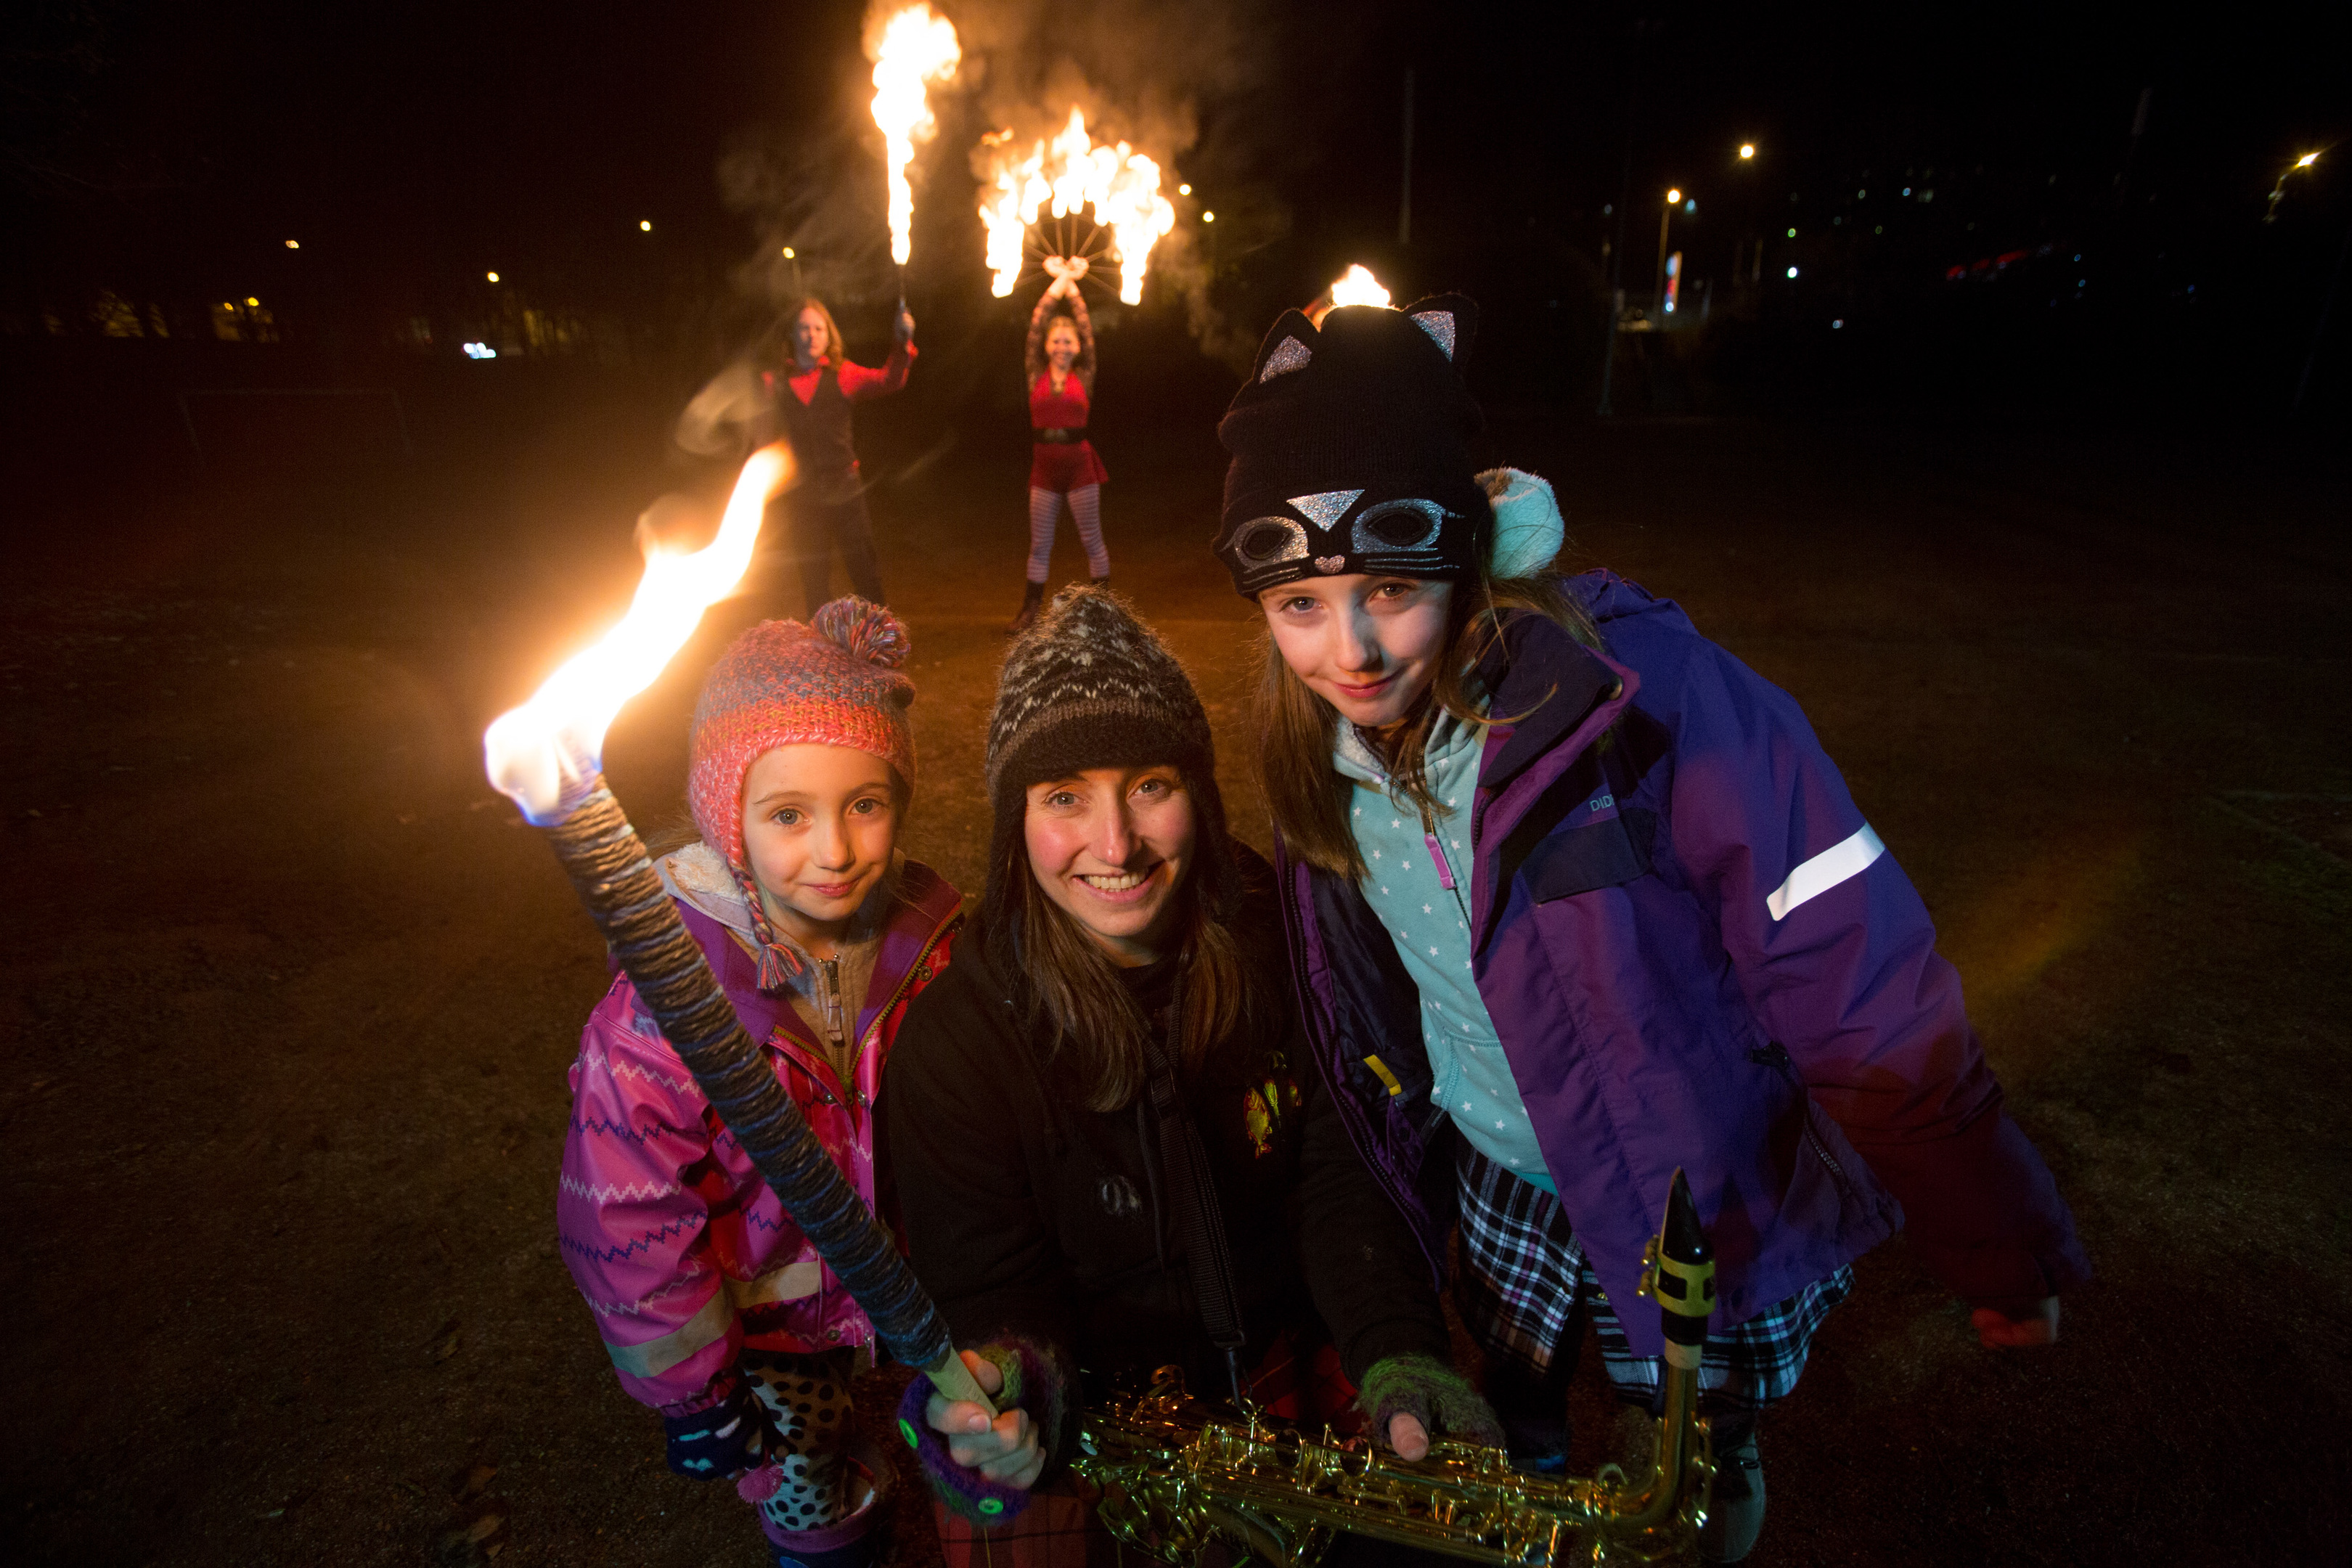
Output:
top-left (483, 443), bottom-right (992, 1413)
top-left (1304, 263), bottom-right (1392, 326)
top-left (977, 108), bottom-right (1177, 305)
top-left (867, 3), bottom-right (962, 285)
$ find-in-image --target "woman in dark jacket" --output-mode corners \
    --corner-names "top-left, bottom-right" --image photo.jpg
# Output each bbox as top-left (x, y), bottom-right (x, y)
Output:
top-left (880, 587), bottom-right (1500, 1558)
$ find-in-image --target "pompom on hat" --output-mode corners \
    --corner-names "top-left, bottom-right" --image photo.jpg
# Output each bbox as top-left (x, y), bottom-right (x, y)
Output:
top-left (1214, 294), bottom-right (1493, 597)
top-left (687, 597), bottom-right (917, 987)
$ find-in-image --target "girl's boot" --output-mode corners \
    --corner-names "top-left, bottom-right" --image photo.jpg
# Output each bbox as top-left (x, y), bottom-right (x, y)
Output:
top-left (744, 1450), bottom-right (889, 1568)
top-left (1008, 580), bottom-right (1046, 634)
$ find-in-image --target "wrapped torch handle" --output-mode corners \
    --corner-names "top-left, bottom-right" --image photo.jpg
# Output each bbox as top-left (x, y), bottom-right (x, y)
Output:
top-left (544, 778), bottom-right (992, 1413)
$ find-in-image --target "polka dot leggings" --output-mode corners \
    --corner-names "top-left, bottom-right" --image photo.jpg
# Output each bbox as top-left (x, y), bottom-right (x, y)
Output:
top-left (741, 1349), bottom-right (860, 1532)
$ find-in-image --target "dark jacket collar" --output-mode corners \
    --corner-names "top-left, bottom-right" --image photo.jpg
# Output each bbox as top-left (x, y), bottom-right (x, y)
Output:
top-left (1474, 612), bottom-right (1626, 791)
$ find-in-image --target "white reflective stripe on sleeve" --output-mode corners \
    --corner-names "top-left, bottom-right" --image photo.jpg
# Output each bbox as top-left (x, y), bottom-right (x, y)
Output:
top-left (1765, 824), bottom-right (1886, 922)
top-left (604, 1287), bottom-right (734, 1378)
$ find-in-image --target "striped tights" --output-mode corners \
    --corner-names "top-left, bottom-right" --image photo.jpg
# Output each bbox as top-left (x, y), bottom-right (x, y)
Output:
top-left (1026, 483), bottom-right (1108, 583)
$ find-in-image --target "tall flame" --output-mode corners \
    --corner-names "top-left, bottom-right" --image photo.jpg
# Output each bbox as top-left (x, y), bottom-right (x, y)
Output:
top-left (483, 445), bottom-right (794, 822)
top-left (977, 108), bottom-right (1177, 305)
top-left (867, 5), bottom-right (962, 268)
top-left (1329, 264), bottom-right (1392, 309)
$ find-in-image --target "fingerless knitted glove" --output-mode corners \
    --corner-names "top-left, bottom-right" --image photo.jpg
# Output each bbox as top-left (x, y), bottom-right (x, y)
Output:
top-left (1357, 1354), bottom-right (1507, 1450)
top-left (896, 1339), bottom-right (1066, 1523)
top-left (662, 1373), bottom-right (767, 1479)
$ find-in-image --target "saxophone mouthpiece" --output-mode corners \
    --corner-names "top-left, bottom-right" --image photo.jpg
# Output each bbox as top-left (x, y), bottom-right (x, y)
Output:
top-left (1650, 1168), bottom-right (1715, 1368)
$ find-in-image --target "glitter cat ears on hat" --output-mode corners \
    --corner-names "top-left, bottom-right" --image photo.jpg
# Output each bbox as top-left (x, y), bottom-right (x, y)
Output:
top-left (1214, 294), bottom-right (1493, 597)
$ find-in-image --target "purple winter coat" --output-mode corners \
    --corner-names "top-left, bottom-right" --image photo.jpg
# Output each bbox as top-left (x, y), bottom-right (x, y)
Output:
top-left (1275, 571), bottom-right (2090, 1358)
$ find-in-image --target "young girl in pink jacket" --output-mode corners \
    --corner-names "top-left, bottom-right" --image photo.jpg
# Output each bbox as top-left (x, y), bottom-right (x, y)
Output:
top-left (558, 598), bottom-right (960, 1568)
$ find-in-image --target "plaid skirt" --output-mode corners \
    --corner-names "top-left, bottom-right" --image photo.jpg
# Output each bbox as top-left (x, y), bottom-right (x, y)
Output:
top-left (1454, 1143), bottom-right (1852, 1418)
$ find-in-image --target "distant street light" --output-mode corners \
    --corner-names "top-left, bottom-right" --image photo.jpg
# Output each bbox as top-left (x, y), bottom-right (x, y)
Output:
top-left (1178, 184), bottom-right (1191, 195)
top-left (1739, 144), bottom-right (1755, 160)
top-left (782, 247), bottom-right (796, 258)
top-left (1654, 188), bottom-right (1681, 320)
top-left (486, 271), bottom-right (500, 283)
top-left (1201, 211), bottom-right (1216, 222)
top-left (640, 219), bottom-right (653, 232)
top-left (2267, 152), bottom-right (2322, 223)
top-left (284, 239), bottom-right (300, 249)
top-left (1787, 266), bottom-right (1799, 279)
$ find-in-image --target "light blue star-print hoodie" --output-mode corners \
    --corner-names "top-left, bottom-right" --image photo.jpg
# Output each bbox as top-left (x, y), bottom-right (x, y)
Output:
top-left (1333, 708), bottom-right (1556, 1191)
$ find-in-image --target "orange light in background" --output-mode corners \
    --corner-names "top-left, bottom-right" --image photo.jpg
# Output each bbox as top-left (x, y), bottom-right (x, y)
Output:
top-left (639, 219), bottom-right (652, 232)
top-left (2296, 152), bottom-right (2320, 168)
top-left (1328, 264), bottom-right (1392, 309)
top-left (245, 296), bottom-right (259, 307)
top-left (487, 271), bottom-right (500, 283)
top-left (1666, 188), bottom-right (1682, 205)
top-left (782, 246), bottom-right (796, 258)
top-left (1739, 144), bottom-right (1755, 160)
top-left (1201, 211), bottom-right (1215, 223)
top-left (285, 239), bottom-right (300, 248)
top-left (1178, 184), bottom-right (1191, 195)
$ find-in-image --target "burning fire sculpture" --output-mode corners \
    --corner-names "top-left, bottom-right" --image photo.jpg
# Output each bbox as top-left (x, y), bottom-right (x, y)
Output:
top-left (483, 442), bottom-right (992, 1413)
top-left (979, 108), bottom-right (1178, 305)
top-left (868, 4), bottom-right (962, 269)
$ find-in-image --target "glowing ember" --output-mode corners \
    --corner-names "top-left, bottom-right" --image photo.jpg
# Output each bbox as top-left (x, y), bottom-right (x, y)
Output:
top-left (1329, 264), bottom-right (1392, 309)
top-left (977, 108), bottom-right (1177, 305)
top-left (484, 445), bottom-right (795, 822)
top-left (867, 4), bottom-right (961, 268)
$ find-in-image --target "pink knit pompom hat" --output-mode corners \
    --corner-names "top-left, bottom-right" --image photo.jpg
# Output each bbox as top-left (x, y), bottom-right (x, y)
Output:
top-left (687, 597), bottom-right (917, 873)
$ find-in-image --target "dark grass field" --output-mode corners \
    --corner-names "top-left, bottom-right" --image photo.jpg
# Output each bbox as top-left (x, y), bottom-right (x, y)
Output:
top-left (3, 369), bottom-right (2346, 1565)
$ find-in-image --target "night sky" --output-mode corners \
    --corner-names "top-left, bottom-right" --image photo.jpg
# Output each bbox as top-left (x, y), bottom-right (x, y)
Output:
top-left (7, 0), bottom-right (2345, 408)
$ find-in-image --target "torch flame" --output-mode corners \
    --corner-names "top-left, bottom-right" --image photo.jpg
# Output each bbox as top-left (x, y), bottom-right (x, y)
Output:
top-left (1328, 264), bottom-right (1392, 310)
top-left (977, 107), bottom-right (1177, 305)
top-left (483, 444), bottom-right (794, 822)
top-left (868, 4), bottom-right (962, 268)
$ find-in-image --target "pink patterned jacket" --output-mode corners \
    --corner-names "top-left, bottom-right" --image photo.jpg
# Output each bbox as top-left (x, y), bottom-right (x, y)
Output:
top-left (557, 845), bottom-right (961, 1411)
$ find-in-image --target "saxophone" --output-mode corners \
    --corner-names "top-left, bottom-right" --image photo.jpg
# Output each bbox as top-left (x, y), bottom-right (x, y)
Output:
top-left (1072, 1172), bottom-right (1718, 1567)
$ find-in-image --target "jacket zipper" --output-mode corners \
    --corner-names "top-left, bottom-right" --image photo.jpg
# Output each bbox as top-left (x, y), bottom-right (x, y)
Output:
top-left (1750, 1042), bottom-right (1853, 1192)
top-left (771, 908), bottom-right (957, 1110)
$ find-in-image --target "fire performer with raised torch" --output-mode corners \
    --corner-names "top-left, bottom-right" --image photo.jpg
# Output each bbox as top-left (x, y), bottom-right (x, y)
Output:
top-left (485, 447), bottom-right (996, 1568)
top-left (1005, 256), bottom-right (1111, 633)
top-left (754, 296), bottom-right (915, 618)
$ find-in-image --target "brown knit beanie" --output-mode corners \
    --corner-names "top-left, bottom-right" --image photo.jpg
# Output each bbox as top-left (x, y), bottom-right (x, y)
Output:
top-left (981, 587), bottom-right (1234, 938)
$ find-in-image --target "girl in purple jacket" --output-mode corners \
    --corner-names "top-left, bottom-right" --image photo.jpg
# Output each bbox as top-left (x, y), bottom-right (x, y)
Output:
top-left (1210, 297), bottom-right (2088, 1564)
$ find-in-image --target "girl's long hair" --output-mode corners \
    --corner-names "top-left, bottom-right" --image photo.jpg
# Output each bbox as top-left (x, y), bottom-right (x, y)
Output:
top-left (995, 796), bottom-right (1257, 1113)
top-left (780, 297), bottom-right (846, 368)
top-left (1251, 566), bottom-right (1602, 880)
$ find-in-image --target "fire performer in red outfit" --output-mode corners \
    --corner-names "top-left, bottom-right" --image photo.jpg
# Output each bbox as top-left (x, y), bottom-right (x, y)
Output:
top-left (1007, 258), bottom-right (1109, 633)
top-left (758, 298), bottom-right (917, 616)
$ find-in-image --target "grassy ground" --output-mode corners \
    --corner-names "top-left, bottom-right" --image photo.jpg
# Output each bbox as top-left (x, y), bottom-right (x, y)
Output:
top-left (3, 381), bottom-right (2345, 1565)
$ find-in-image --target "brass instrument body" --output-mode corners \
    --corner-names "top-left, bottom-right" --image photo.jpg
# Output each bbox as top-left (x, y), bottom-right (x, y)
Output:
top-left (1073, 1363), bottom-right (1712, 1568)
top-left (1070, 1173), bottom-right (1720, 1568)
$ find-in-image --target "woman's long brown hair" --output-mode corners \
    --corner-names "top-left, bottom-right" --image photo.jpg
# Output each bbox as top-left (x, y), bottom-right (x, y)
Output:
top-left (780, 297), bottom-right (846, 368)
top-left (997, 794), bottom-right (1257, 1113)
top-left (1251, 568), bottom-right (1602, 881)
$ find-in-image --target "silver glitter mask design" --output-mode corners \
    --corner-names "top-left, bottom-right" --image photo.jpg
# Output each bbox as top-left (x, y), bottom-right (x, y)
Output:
top-left (1286, 489), bottom-right (1362, 533)
top-left (1350, 497), bottom-right (1448, 556)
